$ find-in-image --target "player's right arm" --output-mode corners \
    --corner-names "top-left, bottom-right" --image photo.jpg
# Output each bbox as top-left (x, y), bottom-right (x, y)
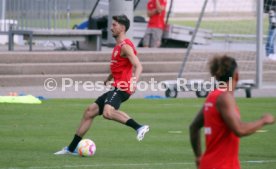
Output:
top-left (104, 73), bottom-right (113, 86)
top-left (189, 107), bottom-right (204, 168)
top-left (147, 8), bottom-right (158, 17)
top-left (217, 92), bottom-right (275, 137)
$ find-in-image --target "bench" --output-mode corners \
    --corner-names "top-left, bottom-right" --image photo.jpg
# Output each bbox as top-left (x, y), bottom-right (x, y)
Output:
top-left (8, 29), bottom-right (102, 51)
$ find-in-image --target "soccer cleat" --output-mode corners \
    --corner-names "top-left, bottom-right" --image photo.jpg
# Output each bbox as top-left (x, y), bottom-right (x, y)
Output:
top-left (54, 146), bottom-right (78, 155)
top-left (136, 125), bottom-right (150, 141)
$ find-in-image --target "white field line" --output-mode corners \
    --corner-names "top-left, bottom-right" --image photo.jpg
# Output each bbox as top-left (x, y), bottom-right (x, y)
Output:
top-left (2, 160), bottom-right (276, 169)
top-left (2, 162), bottom-right (194, 169)
top-left (168, 130), bottom-right (183, 134)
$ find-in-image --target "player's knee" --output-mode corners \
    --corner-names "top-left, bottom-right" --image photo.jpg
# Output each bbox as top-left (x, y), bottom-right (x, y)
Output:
top-left (85, 104), bottom-right (99, 119)
top-left (102, 108), bottom-right (114, 120)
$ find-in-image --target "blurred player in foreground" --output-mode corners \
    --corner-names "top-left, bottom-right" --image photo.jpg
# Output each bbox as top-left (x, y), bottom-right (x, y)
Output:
top-left (189, 55), bottom-right (275, 169)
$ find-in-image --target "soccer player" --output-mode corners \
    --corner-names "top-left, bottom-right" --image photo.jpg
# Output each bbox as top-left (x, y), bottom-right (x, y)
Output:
top-left (189, 55), bottom-right (275, 169)
top-left (143, 0), bottom-right (167, 48)
top-left (54, 14), bottom-right (149, 155)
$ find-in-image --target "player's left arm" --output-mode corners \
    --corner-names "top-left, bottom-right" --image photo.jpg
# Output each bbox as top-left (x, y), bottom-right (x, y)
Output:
top-left (104, 73), bottom-right (113, 85)
top-left (217, 92), bottom-right (275, 137)
top-left (121, 44), bottom-right (143, 90)
top-left (189, 107), bottom-right (204, 168)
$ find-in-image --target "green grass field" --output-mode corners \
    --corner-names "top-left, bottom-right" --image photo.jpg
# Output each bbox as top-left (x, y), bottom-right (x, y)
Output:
top-left (1, 98), bottom-right (276, 169)
top-left (169, 18), bottom-right (271, 36)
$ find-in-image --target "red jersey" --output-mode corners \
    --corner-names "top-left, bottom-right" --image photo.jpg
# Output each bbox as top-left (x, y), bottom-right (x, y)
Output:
top-left (200, 89), bottom-right (240, 169)
top-left (110, 39), bottom-right (137, 94)
top-left (147, 0), bottom-right (167, 29)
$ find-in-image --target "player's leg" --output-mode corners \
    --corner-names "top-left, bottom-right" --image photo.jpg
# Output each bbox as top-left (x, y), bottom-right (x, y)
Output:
top-left (75, 103), bottom-right (100, 137)
top-left (271, 29), bottom-right (276, 55)
top-left (143, 28), bottom-right (152, 47)
top-left (65, 103), bottom-right (100, 153)
top-left (266, 24), bottom-right (273, 56)
top-left (103, 104), bottom-right (144, 130)
top-left (103, 104), bottom-right (130, 123)
top-left (102, 88), bottom-right (149, 141)
top-left (152, 28), bottom-right (163, 48)
top-left (103, 105), bottom-right (149, 141)
top-left (54, 92), bottom-right (106, 155)
top-left (66, 92), bottom-right (109, 152)
top-left (102, 89), bottom-right (132, 123)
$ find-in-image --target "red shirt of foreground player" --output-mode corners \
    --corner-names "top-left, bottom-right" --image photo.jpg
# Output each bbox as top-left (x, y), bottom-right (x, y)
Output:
top-left (189, 55), bottom-right (275, 169)
top-left (200, 89), bottom-right (240, 169)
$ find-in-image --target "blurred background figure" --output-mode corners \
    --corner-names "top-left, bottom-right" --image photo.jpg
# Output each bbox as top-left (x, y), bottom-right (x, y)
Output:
top-left (143, 0), bottom-right (167, 48)
top-left (264, 0), bottom-right (276, 60)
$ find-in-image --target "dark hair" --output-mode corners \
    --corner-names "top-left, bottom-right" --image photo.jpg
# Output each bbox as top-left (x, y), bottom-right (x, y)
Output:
top-left (112, 14), bottom-right (130, 32)
top-left (209, 55), bottom-right (238, 82)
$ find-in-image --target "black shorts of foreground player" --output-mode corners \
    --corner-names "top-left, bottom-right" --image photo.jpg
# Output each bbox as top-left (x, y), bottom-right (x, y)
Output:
top-left (54, 14), bottom-right (149, 155)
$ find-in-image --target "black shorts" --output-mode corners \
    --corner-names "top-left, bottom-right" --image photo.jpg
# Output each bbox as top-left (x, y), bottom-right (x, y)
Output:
top-left (95, 88), bottom-right (130, 115)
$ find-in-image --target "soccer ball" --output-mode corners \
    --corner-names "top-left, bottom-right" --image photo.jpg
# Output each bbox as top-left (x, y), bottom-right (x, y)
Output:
top-left (77, 139), bottom-right (96, 157)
